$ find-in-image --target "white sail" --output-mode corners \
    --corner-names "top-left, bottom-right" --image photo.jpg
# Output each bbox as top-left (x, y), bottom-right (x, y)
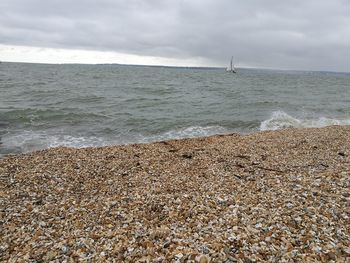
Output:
top-left (226, 56), bottom-right (236, 73)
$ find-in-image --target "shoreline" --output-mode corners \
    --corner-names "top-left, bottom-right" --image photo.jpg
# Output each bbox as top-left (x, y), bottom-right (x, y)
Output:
top-left (1, 126), bottom-right (349, 261)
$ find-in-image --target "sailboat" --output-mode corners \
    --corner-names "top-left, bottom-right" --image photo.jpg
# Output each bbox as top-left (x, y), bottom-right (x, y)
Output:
top-left (226, 56), bottom-right (236, 73)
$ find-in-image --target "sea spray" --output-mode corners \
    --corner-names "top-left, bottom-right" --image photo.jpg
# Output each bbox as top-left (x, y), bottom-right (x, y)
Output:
top-left (260, 111), bottom-right (350, 131)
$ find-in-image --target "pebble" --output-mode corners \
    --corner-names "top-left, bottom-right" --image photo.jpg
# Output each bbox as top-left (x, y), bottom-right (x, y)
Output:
top-left (1, 126), bottom-right (349, 262)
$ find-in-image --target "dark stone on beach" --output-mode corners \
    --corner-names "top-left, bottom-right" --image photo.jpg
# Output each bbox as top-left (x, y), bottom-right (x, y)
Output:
top-left (163, 241), bottom-right (171, 248)
top-left (181, 153), bottom-right (192, 159)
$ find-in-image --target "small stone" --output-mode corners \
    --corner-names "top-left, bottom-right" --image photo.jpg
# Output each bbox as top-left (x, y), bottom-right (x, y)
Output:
top-left (327, 252), bottom-right (336, 260)
top-left (255, 223), bottom-right (262, 229)
top-left (61, 245), bottom-right (69, 254)
top-left (196, 255), bottom-right (210, 263)
top-left (217, 197), bottom-right (226, 204)
top-left (163, 241), bottom-right (171, 248)
top-left (44, 251), bottom-right (57, 261)
top-left (174, 253), bottom-right (183, 261)
top-left (201, 246), bottom-right (210, 254)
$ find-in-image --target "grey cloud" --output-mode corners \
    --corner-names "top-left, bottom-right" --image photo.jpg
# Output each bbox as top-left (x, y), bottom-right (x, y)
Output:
top-left (0, 0), bottom-right (349, 71)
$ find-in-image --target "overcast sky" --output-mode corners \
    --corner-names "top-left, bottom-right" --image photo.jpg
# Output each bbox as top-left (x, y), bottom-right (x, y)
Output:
top-left (1, 0), bottom-right (349, 71)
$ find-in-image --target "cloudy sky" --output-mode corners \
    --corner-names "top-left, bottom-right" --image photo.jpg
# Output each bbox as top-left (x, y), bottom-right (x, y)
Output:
top-left (1, 0), bottom-right (349, 71)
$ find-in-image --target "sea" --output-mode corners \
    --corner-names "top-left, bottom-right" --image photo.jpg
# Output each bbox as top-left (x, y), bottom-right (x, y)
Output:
top-left (1, 62), bottom-right (350, 157)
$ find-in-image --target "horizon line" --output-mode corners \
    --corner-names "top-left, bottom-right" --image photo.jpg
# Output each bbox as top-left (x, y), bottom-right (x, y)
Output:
top-left (1, 60), bottom-right (349, 74)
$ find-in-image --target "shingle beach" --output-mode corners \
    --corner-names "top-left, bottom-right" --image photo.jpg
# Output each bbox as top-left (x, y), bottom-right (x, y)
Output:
top-left (1, 126), bottom-right (349, 262)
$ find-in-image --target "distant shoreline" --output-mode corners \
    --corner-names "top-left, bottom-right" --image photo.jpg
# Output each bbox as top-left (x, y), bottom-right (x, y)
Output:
top-left (2, 61), bottom-right (350, 74)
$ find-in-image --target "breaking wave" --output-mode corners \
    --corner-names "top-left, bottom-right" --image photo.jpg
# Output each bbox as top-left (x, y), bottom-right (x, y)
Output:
top-left (140, 125), bottom-right (228, 143)
top-left (0, 125), bottom-right (228, 157)
top-left (260, 111), bottom-right (350, 131)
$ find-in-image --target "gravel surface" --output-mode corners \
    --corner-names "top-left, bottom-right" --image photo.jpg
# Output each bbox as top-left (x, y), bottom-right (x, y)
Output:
top-left (1, 126), bottom-right (350, 262)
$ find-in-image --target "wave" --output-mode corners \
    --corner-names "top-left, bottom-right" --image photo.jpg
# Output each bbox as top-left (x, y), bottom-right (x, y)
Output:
top-left (0, 131), bottom-right (108, 155)
top-left (260, 111), bottom-right (350, 131)
top-left (3, 113), bottom-right (349, 157)
top-left (0, 125), bottom-right (228, 156)
top-left (139, 125), bottom-right (228, 143)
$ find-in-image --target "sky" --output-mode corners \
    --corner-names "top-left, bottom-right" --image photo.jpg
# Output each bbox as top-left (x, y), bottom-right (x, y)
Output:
top-left (0, 0), bottom-right (350, 71)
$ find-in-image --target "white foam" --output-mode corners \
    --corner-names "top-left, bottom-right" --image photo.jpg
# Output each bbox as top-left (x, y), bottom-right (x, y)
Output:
top-left (157, 125), bottom-right (227, 139)
top-left (3, 116), bottom-right (349, 156)
top-left (137, 125), bottom-right (228, 143)
top-left (1, 131), bottom-right (109, 154)
top-left (1, 125), bottom-right (228, 155)
top-left (260, 111), bottom-right (350, 131)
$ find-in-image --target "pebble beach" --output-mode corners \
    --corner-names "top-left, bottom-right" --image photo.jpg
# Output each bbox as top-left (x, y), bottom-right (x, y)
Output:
top-left (1, 126), bottom-right (349, 262)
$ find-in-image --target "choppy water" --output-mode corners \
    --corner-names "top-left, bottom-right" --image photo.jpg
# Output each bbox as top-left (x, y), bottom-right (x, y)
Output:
top-left (1, 62), bottom-right (350, 156)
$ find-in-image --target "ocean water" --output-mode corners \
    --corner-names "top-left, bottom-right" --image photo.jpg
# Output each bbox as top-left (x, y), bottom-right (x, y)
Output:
top-left (1, 62), bottom-right (350, 157)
